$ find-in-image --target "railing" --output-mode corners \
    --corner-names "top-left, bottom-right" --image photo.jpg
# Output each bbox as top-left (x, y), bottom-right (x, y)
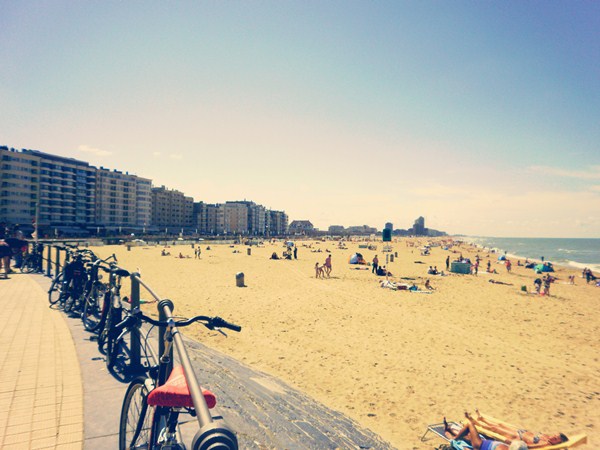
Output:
top-left (35, 243), bottom-right (233, 448)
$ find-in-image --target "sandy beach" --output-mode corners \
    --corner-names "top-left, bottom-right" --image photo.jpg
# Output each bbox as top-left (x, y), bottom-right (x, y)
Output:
top-left (91, 238), bottom-right (598, 449)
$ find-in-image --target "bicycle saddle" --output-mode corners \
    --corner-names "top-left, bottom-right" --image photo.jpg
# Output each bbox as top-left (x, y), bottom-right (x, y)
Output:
top-left (147, 365), bottom-right (216, 409)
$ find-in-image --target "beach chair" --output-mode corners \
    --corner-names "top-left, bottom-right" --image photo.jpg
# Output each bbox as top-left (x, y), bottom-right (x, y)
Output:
top-left (421, 422), bottom-right (473, 449)
top-left (473, 412), bottom-right (588, 450)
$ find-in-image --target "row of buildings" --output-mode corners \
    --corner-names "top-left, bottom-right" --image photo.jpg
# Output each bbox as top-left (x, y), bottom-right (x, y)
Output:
top-left (0, 146), bottom-right (288, 236)
top-left (287, 218), bottom-right (446, 237)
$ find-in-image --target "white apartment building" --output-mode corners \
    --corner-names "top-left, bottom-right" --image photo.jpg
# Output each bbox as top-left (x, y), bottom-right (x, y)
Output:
top-left (1, 147), bottom-right (96, 229)
top-left (95, 168), bottom-right (152, 228)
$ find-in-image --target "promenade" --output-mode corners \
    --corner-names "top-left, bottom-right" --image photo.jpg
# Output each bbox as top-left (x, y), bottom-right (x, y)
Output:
top-left (0, 273), bottom-right (83, 449)
top-left (0, 271), bottom-right (393, 450)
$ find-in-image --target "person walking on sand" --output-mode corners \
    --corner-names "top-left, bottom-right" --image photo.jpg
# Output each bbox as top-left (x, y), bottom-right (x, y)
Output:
top-left (324, 254), bottom-right (332, 277)
top-left (372, 255), bottom-right (379, 274)
top-left (445, 255), bottom-right (450, 271)
top-left (293, 245), bottom-right (297, 260)
top-left (315, 262), bottom-right (324, 279)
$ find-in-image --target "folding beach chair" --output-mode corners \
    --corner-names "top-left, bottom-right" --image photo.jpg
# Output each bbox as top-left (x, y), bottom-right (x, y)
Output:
top-left (420, 422), bottom-right (473, 449)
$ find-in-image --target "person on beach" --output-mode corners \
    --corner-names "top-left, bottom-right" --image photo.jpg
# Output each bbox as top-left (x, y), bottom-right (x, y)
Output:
top-left (446, 255), bottom-right (450, 271)
top-left (425, 279), bottom-right (435, 290)
top-left (533, 278), bottom-right (542, 294)
top-left (465, 410), bottom-right (568, 448)
top-left (293, 246), bottom-right (297, 260)
top-left (505, 260), bottom-right (512, 273)
top-left (542, 275), bottom-right (552, 296)
top-left (443, 415), bottom-right (526, 450)
top-left (315, 262), bottom-right (324, 278)
top-left (324, 254), bottom-right (332, 277)
top-left (372, 255), bottom-right (379, 274)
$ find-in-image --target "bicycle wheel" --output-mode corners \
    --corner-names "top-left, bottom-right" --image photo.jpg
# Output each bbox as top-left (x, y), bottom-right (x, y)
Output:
top-left (108, 330), bottom-right (130, 372)
top-left (20, 256), bottom-right (36, 274)
top-left (82, 284), bottom-right (105, 332)
top-left (119, 377), bottom-right (155, 450)
top-left (64, 290), bottom-right (76, 313)
top-left (105, 307), bottom-right (122, 358)
top-left (48, 272), bottom-right (65, 305)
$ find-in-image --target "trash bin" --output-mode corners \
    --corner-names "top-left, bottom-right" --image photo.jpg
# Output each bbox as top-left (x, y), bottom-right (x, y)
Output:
top-left (236, 272), bottom-right (245, 287)
top-left (247, 248), bottom-right (251, 256)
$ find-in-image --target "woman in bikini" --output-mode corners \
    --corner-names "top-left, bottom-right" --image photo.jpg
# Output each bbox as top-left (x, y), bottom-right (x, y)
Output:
top-left (444, 415), bottom-right (526, 450)
top-left (469, 410), bottom-right (568, 448)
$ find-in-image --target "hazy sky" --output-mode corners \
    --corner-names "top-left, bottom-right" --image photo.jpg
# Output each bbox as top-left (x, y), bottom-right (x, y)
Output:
top-left (2, 1), bottom-right (599, 237)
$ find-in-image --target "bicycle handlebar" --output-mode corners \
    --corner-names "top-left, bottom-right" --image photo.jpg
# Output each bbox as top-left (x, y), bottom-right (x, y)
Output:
top-left (134, 310), bottom-right (241, 333)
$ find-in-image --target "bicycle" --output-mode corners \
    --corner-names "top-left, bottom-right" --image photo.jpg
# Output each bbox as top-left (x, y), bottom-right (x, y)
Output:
top-left (97, 265), bottom-right (130, 358)
top-left (81, 254), bottom-right (117, 332)
top-left (48, 245), bottom-right (77, 306)
top-left (119, 299), bottom-right (241, 450)
top-left (20, 243), bottom-right (44, 273)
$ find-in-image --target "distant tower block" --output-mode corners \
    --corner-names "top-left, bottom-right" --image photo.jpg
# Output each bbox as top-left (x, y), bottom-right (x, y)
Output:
top-left (382, 228), bottom-right (392, 242)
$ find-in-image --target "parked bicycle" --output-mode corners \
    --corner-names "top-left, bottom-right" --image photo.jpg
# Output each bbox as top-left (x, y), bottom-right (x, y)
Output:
top-left (119, 300), bottom-right (241, 450)
top-left (48, 246), bottom-right (96, 311)
top-left (20, 242), bottom-right (44, 274)
top-left (97, 265), bottom-right (130, 358)
top-left (81, 254), bottom-right (117, 332)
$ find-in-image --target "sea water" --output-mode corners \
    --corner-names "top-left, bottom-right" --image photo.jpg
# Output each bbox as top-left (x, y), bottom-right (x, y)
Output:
top-left (466, 237), bottom-right (600, 273)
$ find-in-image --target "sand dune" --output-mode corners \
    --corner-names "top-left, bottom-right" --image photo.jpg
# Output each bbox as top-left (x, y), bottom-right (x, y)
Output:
top-left (92, 238), bottom-right (597, 449)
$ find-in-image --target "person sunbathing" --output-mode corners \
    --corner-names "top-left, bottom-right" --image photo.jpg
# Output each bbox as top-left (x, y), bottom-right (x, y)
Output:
top-left (444, 413), bottom-right (527, 450)
top-left (444, 416), bottom-right (526, 450)
top-left (467, 410), bottom-right (568, 448)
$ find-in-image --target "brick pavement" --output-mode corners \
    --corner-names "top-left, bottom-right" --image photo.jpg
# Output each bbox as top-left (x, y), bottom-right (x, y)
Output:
top-left (0, 272), bottom-right (83, 450)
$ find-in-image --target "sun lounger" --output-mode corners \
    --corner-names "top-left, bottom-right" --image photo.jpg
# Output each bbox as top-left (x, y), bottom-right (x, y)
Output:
top-left (473, 412), bottom-right (587, 450)
top-left (421, 422), bottom-right (473, 449)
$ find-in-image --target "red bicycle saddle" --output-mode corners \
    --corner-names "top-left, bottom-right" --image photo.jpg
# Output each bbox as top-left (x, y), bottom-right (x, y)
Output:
top-left (147, 365), bottom-right (216, 409)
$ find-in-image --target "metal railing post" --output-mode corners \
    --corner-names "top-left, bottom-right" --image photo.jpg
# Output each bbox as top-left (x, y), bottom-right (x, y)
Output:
top-left (129, 273), bottom-right (143, 373)
top-left (54, 246), bottom-right (61, 277)
top-left (46, 245), bottom-right (52, 277)
top-left (158, 300), bottom-right (174, 381)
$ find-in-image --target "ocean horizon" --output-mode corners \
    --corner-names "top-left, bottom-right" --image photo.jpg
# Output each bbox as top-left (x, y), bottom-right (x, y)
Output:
top-left (465, 236), bottom-right (600, 273)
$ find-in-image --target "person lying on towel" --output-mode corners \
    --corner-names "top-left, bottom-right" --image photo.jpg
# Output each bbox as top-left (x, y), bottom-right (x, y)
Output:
top-left (444, 415), bottom-right (527, 450)
top-left (468, 410), bottom-right (568, 448)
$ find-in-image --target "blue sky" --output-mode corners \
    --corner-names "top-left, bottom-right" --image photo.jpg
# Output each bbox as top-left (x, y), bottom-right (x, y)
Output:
top-left (1, 1), bottom-right (599, 237)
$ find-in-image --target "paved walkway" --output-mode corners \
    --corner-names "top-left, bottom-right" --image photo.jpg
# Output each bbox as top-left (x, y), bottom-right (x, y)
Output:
top-left (0, 273), bottom-right (83, 449)
top-left (1, 272), bottom-right (393, 449)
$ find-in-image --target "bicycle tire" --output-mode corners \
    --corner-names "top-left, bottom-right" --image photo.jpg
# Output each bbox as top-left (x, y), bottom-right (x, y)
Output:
top-left (48, 272), bottom-right (65, 305)
top-left (119, 377), bottom-right (155, 450)
top-left (107, 330), bottom-right (130, 372)
top-left (64, 290), bottom-right (75, 313)
top-left (82, 284), bottom-right (105, 332)
top-left (105, 307), bottom-right (122, 359)
top-left (19, 256), bottom-right (36, 274)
